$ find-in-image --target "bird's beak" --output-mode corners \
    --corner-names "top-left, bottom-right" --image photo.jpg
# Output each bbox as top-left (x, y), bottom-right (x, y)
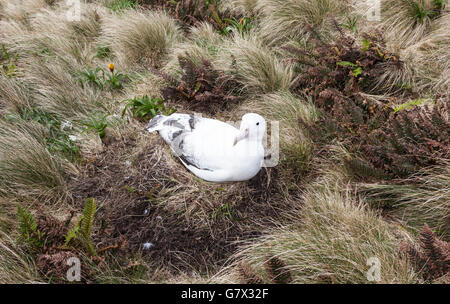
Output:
top-left (233, 128), bottom-right (249, 146)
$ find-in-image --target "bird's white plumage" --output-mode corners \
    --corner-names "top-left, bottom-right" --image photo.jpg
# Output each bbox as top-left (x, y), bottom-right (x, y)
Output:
top-left (145, 113), bottom-right (266, 182)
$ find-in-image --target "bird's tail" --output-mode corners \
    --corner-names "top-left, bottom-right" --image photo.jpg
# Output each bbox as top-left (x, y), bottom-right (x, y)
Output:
top-left (144, 114), bottom-right (166, 133)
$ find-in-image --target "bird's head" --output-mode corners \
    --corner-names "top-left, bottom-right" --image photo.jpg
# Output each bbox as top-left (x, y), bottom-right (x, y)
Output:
top-left (233, 113), bottom-right (266, 146)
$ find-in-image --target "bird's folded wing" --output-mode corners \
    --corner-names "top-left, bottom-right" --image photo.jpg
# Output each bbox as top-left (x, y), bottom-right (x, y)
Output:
top-left (172, 121), bottom-right (238, 172)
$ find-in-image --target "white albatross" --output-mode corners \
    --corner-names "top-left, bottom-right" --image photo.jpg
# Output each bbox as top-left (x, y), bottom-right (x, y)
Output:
top-left (144, 113), bottom-right (266, 182)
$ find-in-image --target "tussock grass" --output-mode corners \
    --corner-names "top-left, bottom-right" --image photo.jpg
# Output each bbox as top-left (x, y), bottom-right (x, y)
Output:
top-left (0, 76), bottom-right (33, 114)
top-left (0, 121), bottom-right (76, 203)
top-left (375, 0), bottom-right (447, 49)
top-left (351, 2), bottom-right (449, 94)
top-left (0, 0), bottom-right (48, 24)
top-left (243, 92), bottom-right (318, 180)
top-left (255, 0), bottom-right (348, 45)
top-left (220, 180), bottom-right (419, 284)
top-left (1, 5), bottom-right (104, 69)
top-left (28, 4), bottom-right (104, 43)
top-left (359, 163), bottom-right (450, 239)
top-left (24, 59), bottom-right (100, 121)
top-left (0, 231), bottom-right (42, 284)
top-left (250, 91), bottom-right (318, 140)
top-left (219, 0), bottom-right (260, 16)
top-left (217, 33), bottom-right (293, 95)
top-left (100, 9), bottom-right (181, 67)
top-left (163, 22), bottom-right (224, 77)
top-left (401, 12), bottom-right (450, 93)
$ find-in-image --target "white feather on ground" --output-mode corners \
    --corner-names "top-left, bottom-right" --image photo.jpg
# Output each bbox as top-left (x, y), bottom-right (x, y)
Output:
top-left (145, 113), bottom-right (266, 182)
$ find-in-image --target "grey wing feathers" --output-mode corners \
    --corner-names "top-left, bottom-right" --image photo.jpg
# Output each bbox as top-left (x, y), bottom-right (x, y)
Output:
top-left (144, 114), bottom-right (166, 132)
top-left (178, 154), bottom-right (213, 172)
top-left (145, 114), bottom-right (199, 133)
top-left (146, 114), bottom-right (213, 170)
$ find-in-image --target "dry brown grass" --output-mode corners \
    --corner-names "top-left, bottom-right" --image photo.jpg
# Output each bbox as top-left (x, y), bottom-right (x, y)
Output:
top-left (359, 162), bottom-right (450, 240)
top-left (216, 33), bottom-right (293, 95)
top-left (0, 120), bottom-right (76, 203)
top-left (0, 230), bottom-right (43, 284)
top-left (255, 0), bottom-right (349, 45)
top-left (100, 9), bottom-right (181, 68)
top-left (0, 76), bottom-right (33, 114)
top-left (163, 22), bottom-right (224, 77)
top-left (216, 178), bottom-right (420, 284)
top-left (400, 12), bottom-right (450, 93)
top-left (219, 0), bottom-right (260, 16)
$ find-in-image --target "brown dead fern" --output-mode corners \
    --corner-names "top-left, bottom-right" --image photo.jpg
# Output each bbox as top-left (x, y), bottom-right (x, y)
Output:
top-left (264, 255), bottom-right (293, 284)
top-left (401, 223), bottom-right (450, 281)
top-left (236, 255), bottom-right (293, 284)
top-left (236, 261), bottom-right (265, 284)
top-left (160, 52), bottom-right (241, 114)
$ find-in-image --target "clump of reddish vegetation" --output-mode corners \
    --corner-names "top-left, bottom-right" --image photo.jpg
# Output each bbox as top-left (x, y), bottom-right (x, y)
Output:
top-left (360, 104), bottom-right (450, 178)
top-left (290, 25), bottom-right (449, 179)
top-left (159, 53), bottom-right (242, 114)
top-left (137, 0), bottom-right (232, 31)
top-left (36, 212), bottom-right (72, 250)
top-left (401, 224), bottom-right (450, 282)
top-left (289, 28), bottom-right (403, 100)
top-left (237, 255), bottom-right (293, 284)
top-left (36, 251), bottom-right (79, 283)
top-left (17, 205), bottom-right (81, 282)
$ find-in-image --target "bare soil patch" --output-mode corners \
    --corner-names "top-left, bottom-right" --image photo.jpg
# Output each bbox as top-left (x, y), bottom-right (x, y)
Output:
top-left (72, 133), bottom-right (292, 273)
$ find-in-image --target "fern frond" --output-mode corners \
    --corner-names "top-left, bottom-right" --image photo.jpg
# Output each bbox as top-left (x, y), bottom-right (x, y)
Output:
top-left (264, 255), bottom-right (292, 284)
top-left (17, 204), bottom-right (44, 249)
top-left (64, 225), bottom-right (80, 247)
top-left (80, 198), bottom-right (96, 240)
top-left (63, 198), bottom-right (97, 255)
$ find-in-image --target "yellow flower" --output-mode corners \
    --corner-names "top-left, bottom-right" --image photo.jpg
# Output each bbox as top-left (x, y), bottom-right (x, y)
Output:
top-left (240, 17), bottom-right (244, 25)
top-left (108, 63), bottom-right (115, 73)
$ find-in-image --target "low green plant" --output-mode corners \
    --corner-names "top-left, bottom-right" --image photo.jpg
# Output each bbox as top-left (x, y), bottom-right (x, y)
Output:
top-left (105, 67), bottom-right (127, 90)
top-left (78, 65), bottom-right (127, 90)
top-left (1, 45), bottom-right (19, 78)
top-left (223, 17), bottom-right (253, 36)
top-left (108, 0), bottom-right (138, 12)
top-left (17, 108), bottom-right (80, 161)
top-left (125, 185), bottom-right (135, 193)
top-left (410, 1), bottom-right (437, 23)
top-left (64, 198), bottom-right (97, 256)
top-left (341, 16), bottom-right (358, 33)
top-left (122, 95), bottom-right (175, 120)
top-left (393, 99), bottom-right (426, 113)
top-left (95, 45), bottom-right (111, 59)
top-left (82, 114), bottom-right (109, 139)
top-left (337, 61), bottom-right (363, 77)
top-left (432, 0), bottom-right (447, 9)
top-left (17, 205), bottom-right (44, 250)
top-left (212, 202), bottom-right (234, 220)
top-left (78, 67), bottom-right (104, 89)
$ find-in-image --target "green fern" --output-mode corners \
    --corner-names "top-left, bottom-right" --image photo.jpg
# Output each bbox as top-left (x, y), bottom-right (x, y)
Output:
top-left (17, 205), bottom-right (44, 249)
top-left (64, 198), bottom-right (97, 256)
top-left (393, 99), bottom-right (426, 113)
top-left (64, 224), bottom-right (79, 246)
top-left (80, 198), bottom-right (96, 239)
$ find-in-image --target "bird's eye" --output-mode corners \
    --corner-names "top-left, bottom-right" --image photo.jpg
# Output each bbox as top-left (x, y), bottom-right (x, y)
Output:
top-left (256, 122), bottom-right (260, 126)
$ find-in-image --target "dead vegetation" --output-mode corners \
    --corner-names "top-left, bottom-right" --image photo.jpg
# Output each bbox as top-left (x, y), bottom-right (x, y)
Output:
top-left (158, 52), bottom-right (242, 114)
top-left (137, 0), bottom-right (234, 32)
top-left (289, 26), bottom-right (449, 179)
top-left (401, 223), bottom-right (450, 282)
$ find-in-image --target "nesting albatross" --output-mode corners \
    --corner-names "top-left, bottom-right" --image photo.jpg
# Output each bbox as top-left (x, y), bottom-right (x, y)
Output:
top-left (145, 113), bottom-right (266, 182)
